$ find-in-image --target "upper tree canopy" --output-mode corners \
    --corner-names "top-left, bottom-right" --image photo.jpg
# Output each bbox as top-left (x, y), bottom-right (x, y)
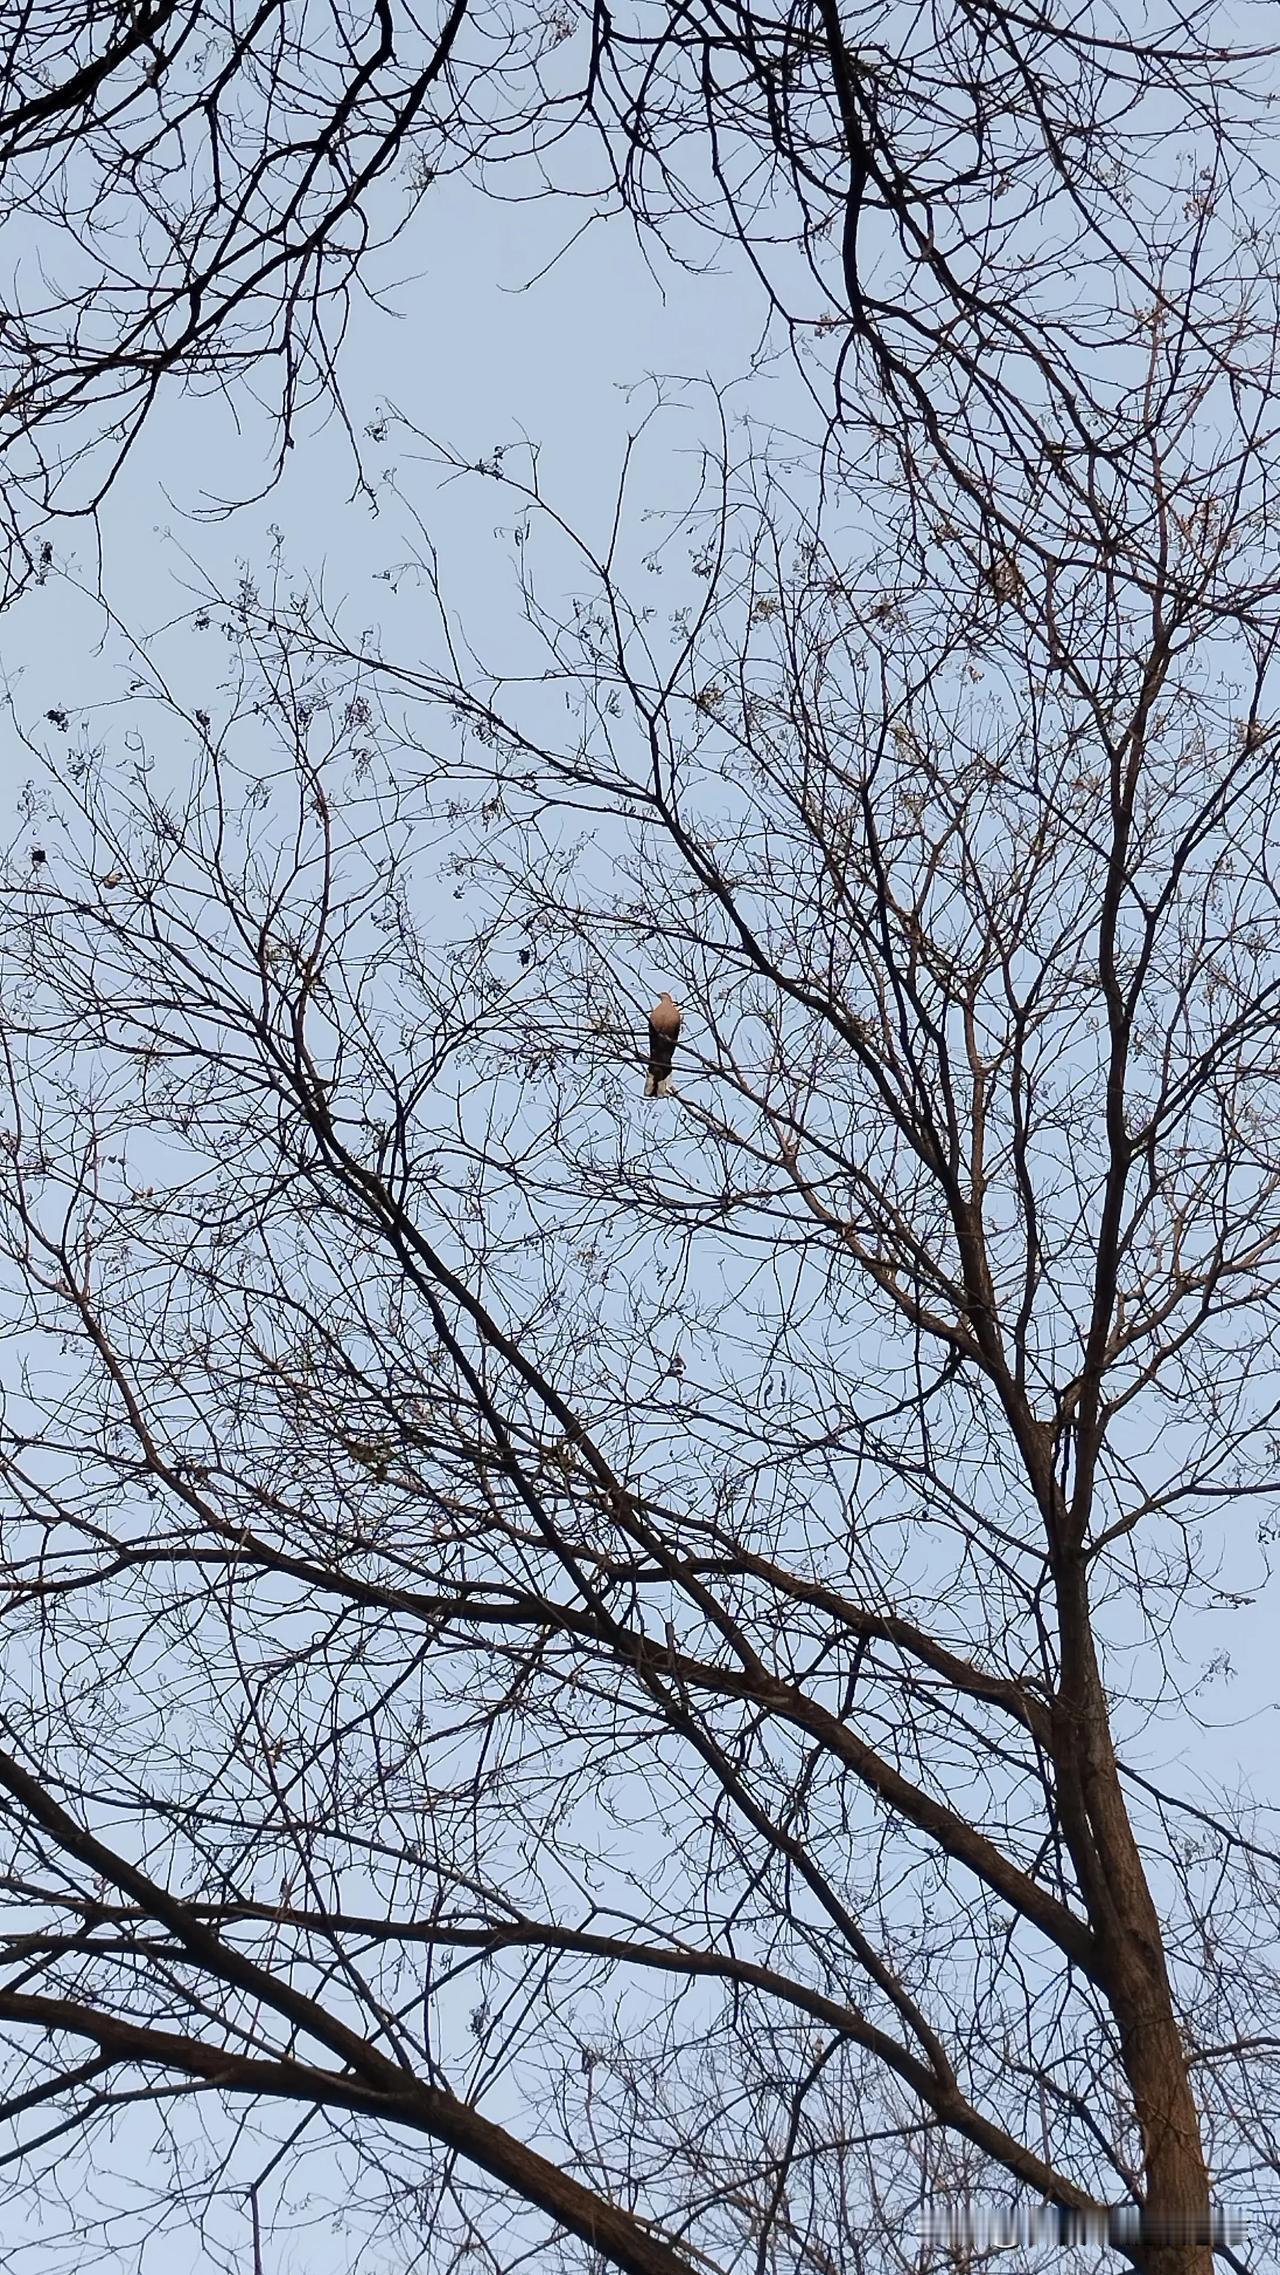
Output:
top-left (0, 0), bottom-right (1274, 592)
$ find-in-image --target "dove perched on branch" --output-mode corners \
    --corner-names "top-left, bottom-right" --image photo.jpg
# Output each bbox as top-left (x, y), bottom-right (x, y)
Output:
top-left (644, 992), bottom-right (681, 1098)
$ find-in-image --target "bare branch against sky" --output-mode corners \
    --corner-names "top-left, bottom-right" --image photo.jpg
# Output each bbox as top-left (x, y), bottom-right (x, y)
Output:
top-left (0, 9), bottom-right (1279, 2275)
top-left (1, 1), bottom-right (1277, 593)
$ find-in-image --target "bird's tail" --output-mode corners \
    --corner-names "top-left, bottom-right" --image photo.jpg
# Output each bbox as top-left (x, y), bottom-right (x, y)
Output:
top-left (644, 1073), bottom-right (673, 1098)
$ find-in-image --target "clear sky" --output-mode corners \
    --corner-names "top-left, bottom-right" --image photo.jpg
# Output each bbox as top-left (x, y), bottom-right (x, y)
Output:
top-left (44, 161), bottom-right (1272, 1813)
top-left (2, 107), bottom-right (1277, 2275)
top-left (0, 162), bottom-right (781, 2275)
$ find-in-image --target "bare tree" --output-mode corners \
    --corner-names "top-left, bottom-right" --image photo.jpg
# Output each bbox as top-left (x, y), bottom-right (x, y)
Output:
top-left (0, 176), bottom-right (1278, 2273)
top-left (1, 0), bottom-right (1275, 599)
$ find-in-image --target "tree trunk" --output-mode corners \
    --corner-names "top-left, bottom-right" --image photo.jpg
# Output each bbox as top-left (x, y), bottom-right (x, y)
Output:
top-left (1053, 1562), bottom-right (1212, 2275)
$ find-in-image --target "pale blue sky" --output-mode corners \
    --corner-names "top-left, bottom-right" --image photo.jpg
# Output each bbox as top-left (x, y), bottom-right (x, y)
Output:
top-left (0, 165), bottom-right (777, 2275)
top-left (2, 113), bottom-right (1277, 2275)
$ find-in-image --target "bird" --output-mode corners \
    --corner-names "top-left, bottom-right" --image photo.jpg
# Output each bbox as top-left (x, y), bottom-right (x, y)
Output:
top-left (29, 846), bottom-right (46, 868)
top-left (644, 992), bottom-right (682, 1097)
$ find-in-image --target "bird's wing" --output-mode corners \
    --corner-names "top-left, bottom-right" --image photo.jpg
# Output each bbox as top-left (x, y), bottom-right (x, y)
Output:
top-left (647, 1017), bottom-right (677, 1072)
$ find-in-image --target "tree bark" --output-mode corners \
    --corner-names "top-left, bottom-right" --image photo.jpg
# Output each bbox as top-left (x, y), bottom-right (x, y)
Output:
top-left (1053, 1559), bottom-right (1212, 2275)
